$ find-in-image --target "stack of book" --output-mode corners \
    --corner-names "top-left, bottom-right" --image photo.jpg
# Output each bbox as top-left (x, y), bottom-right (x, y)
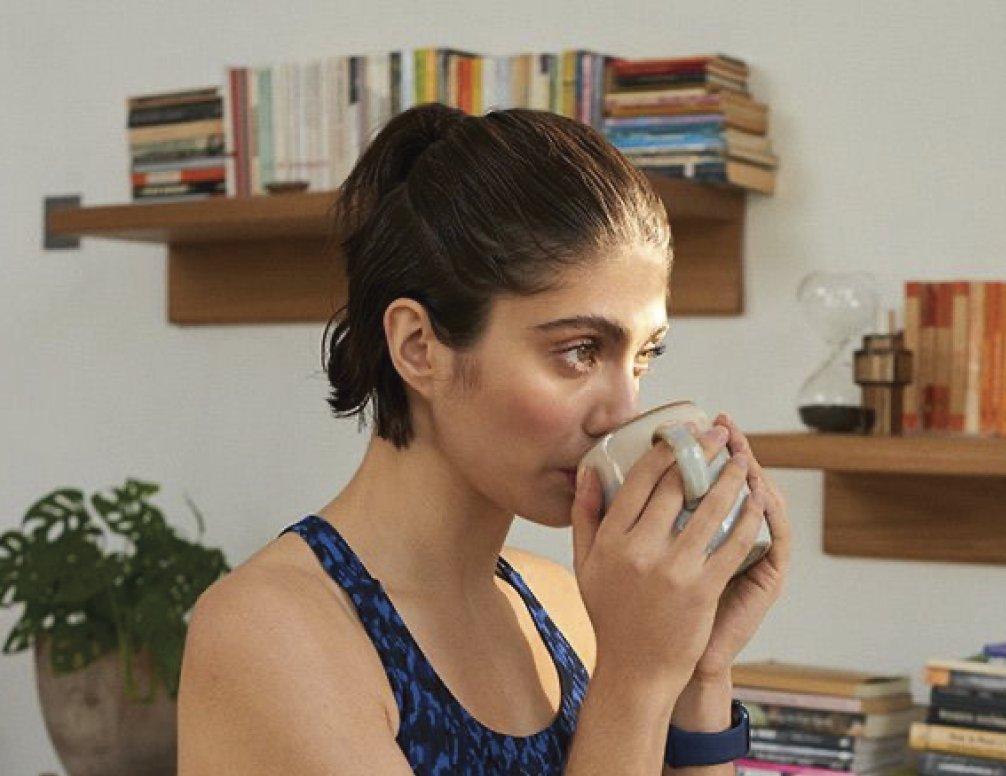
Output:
top-left (601, 53), bottom-right (777, 194)
top-left (127, 87), bottom-right (226, 202)
top-left (901, 281), bottom-right (1006, 436)
top-left (732, 660), bottom-right (921, 776)
top-left (223, 48), bottom-right (611, 196)
top-left (910, 644), bottom-right (1006, 776)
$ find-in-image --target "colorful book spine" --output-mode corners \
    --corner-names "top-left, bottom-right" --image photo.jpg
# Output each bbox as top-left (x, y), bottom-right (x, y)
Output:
top-left (981, 283), bottom-right (1000, 435)
top-left (950, 281), bottom-right (970, 432)
top-left (903, 281), bottom-right (922, 433)
top-left (934, 282), bottom-right (953, 430)
top-left (998, 283), bottom-right (1006, 435)
top-left (920, 283), bottom-right (937, 429)
top-left (965, 281), bottom-right (987, 433)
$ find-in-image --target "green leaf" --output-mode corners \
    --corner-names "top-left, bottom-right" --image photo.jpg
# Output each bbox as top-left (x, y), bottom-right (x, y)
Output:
top-left (22, 489), bottom-right (91, 542)
top-left (91, 479), bottom-right (166, 542)
top-left (3, 610), bottom-right (38, 654)
top-left (47, 612), bottom-right (116, 673)
top-left (0, 531), bottom-right (29, 607)
top-left (2, 478), bottom-right (230, 700)
top-left (13, 531), bottom-right (107, 607)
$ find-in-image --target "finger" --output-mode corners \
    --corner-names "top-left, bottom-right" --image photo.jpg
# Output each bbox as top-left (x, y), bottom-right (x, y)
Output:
top-left (570, 466), bottom-right (602, 577)
top-left (674, 452), bottom-right (751, 557)
top-left (715, 413), bottom-right (765, 485)
top-left (632, 422), bottom-right (731, 544)
top-left (759, 479), bottom-right (792, 577)
top-left (705, 479), bottom-right (767, 579)
top-left (585, 437), bottom-right (680, 535)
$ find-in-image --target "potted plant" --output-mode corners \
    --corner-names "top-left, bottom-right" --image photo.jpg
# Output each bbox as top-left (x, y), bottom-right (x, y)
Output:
top-left (0, 478), bottom-right (230, 776)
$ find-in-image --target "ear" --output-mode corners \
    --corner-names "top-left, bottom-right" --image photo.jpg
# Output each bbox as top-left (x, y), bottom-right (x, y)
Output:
top-left (383, 297), bottom-right (450, 400)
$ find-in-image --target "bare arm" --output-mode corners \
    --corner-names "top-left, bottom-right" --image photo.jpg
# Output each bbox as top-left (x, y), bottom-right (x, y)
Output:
top-left (177, 572), bottom-right (414, 776)
top-left (513, 550), bottom-right (739, 776)
top-left (563, 657), bottom-right (680, 774)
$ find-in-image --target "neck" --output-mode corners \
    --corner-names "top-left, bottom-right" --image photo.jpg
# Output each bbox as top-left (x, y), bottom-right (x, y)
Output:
top-left (316, 430), bottom-right (515, 600)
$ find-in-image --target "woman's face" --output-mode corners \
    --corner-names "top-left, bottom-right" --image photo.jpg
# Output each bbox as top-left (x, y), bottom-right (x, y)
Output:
top-left (433, 248), bottom-right (671, 527)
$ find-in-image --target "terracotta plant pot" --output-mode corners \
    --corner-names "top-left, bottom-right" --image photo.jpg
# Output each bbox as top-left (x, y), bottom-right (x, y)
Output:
top-left (34, 636), bottom-right (176, 776)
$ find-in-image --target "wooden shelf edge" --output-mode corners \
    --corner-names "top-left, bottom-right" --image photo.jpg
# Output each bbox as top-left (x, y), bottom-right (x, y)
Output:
top-left (47, 191), bottom-right (338, 244)
top-left (746, 432), bottom-right (1006, 565)
top-left (46, 176), bottom-right (745, 245)
top-left (748, 432), bottom-right (1006, 477)
top-left (47, 175), bottom-right (750, 320)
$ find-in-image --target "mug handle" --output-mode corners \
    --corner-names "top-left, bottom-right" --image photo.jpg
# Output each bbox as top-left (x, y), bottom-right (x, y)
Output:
top-left (653, 423), bottom-right (710, 511)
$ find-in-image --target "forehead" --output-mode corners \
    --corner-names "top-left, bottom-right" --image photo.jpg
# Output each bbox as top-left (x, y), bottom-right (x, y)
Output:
top-left (492, 248), bottom-right (670, 339)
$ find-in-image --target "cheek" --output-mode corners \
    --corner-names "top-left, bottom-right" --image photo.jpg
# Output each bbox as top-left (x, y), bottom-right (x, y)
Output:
top-left (496, 368), bottom-right (579, 441)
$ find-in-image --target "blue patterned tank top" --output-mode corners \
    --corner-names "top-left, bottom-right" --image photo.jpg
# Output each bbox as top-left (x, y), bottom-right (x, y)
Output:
top-left (278, 514), bottom-right (590, 775)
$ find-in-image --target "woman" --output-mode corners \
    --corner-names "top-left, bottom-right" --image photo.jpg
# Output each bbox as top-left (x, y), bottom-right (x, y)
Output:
top-left (177, 103), bottom-right (791, 775)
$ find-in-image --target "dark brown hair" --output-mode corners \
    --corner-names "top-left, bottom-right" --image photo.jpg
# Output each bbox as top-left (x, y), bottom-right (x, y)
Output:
top-left (322, 102), bottom-right (672, 449)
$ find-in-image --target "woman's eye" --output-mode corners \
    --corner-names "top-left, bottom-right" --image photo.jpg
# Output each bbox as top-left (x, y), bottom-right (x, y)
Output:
top-left (558, 342), bottom-right (666, 374)
top-left (559, 342), bottom-right (600, 372)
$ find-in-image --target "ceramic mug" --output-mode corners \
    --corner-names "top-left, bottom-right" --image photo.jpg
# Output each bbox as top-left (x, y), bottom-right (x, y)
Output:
top-left (576, 400), bottom-right (772, 577)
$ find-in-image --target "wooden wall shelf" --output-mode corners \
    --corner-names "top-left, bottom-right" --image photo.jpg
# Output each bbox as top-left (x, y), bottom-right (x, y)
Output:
top-left (747, 432), bottom-right (1006, 566)
top-left (45, 174), bottom-right (747, 324)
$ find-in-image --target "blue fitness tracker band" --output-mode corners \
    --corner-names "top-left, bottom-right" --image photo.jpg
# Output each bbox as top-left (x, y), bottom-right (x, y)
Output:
top-left (664, 699), bottom-right (750, 768)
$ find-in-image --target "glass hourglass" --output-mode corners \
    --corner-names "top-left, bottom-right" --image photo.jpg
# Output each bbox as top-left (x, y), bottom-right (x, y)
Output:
top-left (796, 271), bottom-right (880, 433)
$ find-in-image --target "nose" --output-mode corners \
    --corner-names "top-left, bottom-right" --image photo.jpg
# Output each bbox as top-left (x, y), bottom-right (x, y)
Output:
top-left (585, 367), bottom-right (640, 438)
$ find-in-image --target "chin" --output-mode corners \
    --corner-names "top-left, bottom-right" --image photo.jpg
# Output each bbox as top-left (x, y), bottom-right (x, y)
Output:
top-left (513, 491), bottom-right (575, 529)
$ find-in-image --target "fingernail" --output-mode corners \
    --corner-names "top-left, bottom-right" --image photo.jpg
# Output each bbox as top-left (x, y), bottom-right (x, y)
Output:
top-left (732, 452), bottom-right (749, 469)
top-left (705, 425), bottom-right (728, 443)
top-left (576, 465), bottom-right (589, 493)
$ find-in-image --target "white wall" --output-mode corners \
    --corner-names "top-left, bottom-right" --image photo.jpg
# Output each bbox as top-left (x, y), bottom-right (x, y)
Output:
top-left (3, 1), bottom-right (1005, 772)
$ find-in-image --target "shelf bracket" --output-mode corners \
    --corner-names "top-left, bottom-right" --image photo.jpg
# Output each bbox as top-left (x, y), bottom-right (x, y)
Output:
top-left (43, 195), bottom-right (82, 250)
top-left (823, 471), bottom-right (1006, 564)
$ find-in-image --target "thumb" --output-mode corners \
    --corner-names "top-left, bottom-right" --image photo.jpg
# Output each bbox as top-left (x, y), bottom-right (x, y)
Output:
top-left (570, 465), bottom-right (602, 577)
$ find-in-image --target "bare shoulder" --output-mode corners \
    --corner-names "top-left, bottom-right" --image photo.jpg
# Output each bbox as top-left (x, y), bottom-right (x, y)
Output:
top-left (500, 545), bottom-right (596, 674)
top-left (178, 538), bottom-right (408, 774)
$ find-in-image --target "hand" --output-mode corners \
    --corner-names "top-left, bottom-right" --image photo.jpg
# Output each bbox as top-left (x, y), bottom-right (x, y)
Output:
top-left (571, 418), bottom-right (767, 696)
top-left (691, 413), bottom-right (792, 681)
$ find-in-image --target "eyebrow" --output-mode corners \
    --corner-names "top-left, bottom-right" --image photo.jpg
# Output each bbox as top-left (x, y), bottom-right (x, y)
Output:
top-left (530, 315), bottom-right (670, 346)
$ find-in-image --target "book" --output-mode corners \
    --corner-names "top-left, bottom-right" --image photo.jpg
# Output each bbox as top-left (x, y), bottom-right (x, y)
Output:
top-left (133, 180), bottom-right (225, 198)
top-left (737, 759), bottom-right (910, 776)
top-left (933, 686), bottom-right (1006, 713)
top-left (927, 657), bottom-right (1006, 694)
top-left (746, 701), bottom-right (923, 738)
top-left (965, 281), bottom-right (987, 434)
top-left (903, 281), bottom-right (923, 432)
top-left (950, 281), bottom-right (970, 431)
top-left (608, 53), bottom-right (750, 81)
top-left (981, 283), bottom-right (1001, 435)
top-left (733, 660), bottom-right (912, 698)
top-left (997, 283), bottom-right (1006, 436)
top-left (128, 98), bottom-right (222, 128)
top-left (128, 117), bottom-right (224, 146)
top-left (733, 686), bottom-right (915, 715)
top-left (920, 283), bottom-right (937, 428)
top-left (934, 282), bottom-right (953, 430)
top-left (638, 157), bottom-right (776, 193)
top-left (605, 92), bottom-right (768, 134)
top-left (910, 721), bottom-right (1006, 761)
top-left (928, 702), bottom-right (1006, 733)
top-left (747, 740), bottom-right (907, 772)
top-left (916, 750), bottom-right (1006, 776)
top-left (751, 728), bottom-right (906, 753)
top-left (131, 134), bottom-right (225, 164)
top-left (131, 166), bottom-right (226, 187)
top-left (128, 86), bottom-right (220, 109)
